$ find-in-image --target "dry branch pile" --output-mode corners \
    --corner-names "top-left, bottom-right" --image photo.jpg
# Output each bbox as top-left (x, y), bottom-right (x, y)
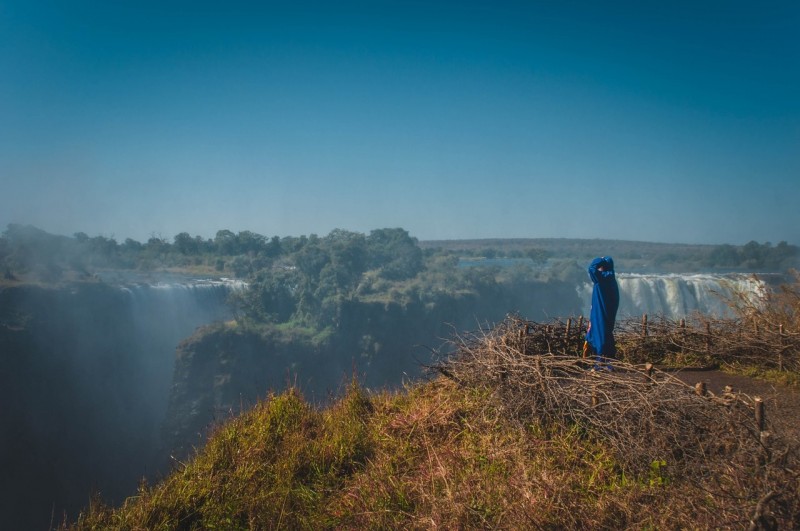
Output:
top-left (615, 313), bottom-right (800, 371)
top-left (435, 316), bottom-right (800, 528)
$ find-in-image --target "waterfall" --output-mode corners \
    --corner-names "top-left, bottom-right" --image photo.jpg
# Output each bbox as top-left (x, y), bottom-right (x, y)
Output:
top-left (121, 277), bottom-right (246, 336)
top-left (116, 277), bottom-right (247, 438)
top-left (578, 273), bottom-right (765, 319)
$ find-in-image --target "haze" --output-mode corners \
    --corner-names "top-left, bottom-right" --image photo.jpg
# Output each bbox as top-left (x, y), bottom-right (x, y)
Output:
top-left (2, 1), bottom-right (798, 245)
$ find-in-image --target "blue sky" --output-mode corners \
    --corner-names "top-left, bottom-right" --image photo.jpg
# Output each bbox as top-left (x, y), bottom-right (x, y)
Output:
top-left (2, 1), bottom-right (798, 245)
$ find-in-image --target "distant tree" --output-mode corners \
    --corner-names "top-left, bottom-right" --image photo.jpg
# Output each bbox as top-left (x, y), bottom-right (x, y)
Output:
top-left (237, 231), bottom-right (267, 255)
top-left (769, 241), bottom-right (799, 269)
top-left (323, 229), bottom-right (367, 287)
top-left (85, 235), bottom-right (119, 267)
top-left (174, 232), bottom-right (199, 255)
top-left (230, 256), bottom-right (252, 278)
top-left (264, 236), bottom-right (282, 258)
top-left (119, 238), bottom-right (143, 268)
top-left (121, 238), bottom-right (143, 252)
top-left (741, 241), bottom-right (765, 269)
top-left (2, 224), bottom-right (68, 274)
top-left (214, 230), bottom-right (238, 255)
top-left (0, 236), bottom-right (9, 265)
top-left (708, 244), bottom-right (739, 268)
top-left (251, 267), bottom-right (302, 322)
top-left (144, 235), bottom-right (170, 264)
top-left (294, 234), bottom-right (328, 281)
top-left (280, 235), bottom-right (306, 255)
top-left (525, 247), bottom-right (550, 264)
top-left (182, 235), bottom-right (213, 255)
top-left (462, 264), bottom-right (500, 294)
top-left (366, 228), bottom-right (423, 280)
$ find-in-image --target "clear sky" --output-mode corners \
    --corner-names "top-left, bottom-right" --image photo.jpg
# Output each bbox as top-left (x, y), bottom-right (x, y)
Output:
top-left (1, 1), bottom-right (798, 245)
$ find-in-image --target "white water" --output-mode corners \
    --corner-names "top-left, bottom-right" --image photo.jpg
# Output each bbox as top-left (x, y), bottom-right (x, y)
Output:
top-left (578, 273), bottom-right (766, 319)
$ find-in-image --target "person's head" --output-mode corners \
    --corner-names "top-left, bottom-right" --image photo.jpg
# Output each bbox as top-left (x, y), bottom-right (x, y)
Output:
top-left (601, 256), bottom-right (614, 271)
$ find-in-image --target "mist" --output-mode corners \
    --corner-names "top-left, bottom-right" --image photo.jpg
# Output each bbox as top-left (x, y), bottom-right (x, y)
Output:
top-left (0, 277), bottom-right (240, 528)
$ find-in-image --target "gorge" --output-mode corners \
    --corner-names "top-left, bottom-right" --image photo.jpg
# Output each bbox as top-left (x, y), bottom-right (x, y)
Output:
top-left (0, 271), bottom-right (769, 528)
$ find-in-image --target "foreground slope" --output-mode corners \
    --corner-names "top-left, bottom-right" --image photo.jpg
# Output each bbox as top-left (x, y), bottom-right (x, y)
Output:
top-left (68, 318), bottom-right (799, 530)
top-left (72, 380), bottom-right (665, 529)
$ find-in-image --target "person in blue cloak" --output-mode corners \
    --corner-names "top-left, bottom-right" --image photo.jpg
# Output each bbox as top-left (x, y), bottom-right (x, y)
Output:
top-left (584, 256), bottom-right (620, 369)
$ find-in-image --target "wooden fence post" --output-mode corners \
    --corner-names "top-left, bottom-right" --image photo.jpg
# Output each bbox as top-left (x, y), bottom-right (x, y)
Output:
top-left (644, 362), bottom-right (654, 383)
top-left (642, 313), bottom-right (648, 337)
top-left (565, 318), bottom-right (572, 354)
top-left (755, 397), bottom-right (765, 432)
top-left (778, 324), bottom-right (784, 372)
top-left (679, 318), bottom-right (686, 357)
top-left (535, 358), bottom-right (546, 394)
top-left (705, 322), bottom-right (712, 357)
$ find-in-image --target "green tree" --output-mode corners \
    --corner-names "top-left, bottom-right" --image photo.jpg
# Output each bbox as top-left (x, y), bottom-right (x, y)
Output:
top-left (741, 241), bottom-right (765, 269)
top-left (237, 231), bottom-right (267, 255)
top-left (174, 232), bottom-right (199, 255)
top-left (214, 230), bottom-right (238, 255)
top-left (265, 236), bottom-right (282, 258)
top-left (366, 228), bottom-right (423, 280)
top-left (230, 256), bottom-right (253, 278)
top-left (525, 247), bottom-right (550, 264)
top-left (708, 244), bottom-right (739, 268)
top-left (242, 267), bottom-right (301, 322)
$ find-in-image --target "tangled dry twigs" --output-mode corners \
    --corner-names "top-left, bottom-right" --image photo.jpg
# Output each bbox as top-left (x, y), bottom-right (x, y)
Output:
top-left (615, 312), bottom-right (799, 372)
top-left (435, 315), bottom-right (800, 528)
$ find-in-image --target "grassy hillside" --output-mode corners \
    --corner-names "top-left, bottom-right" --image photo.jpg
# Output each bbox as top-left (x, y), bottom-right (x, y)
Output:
top-left (68, 381), bottom-right (661, 529)
top-left (66, 318), bottom-right (800, 530)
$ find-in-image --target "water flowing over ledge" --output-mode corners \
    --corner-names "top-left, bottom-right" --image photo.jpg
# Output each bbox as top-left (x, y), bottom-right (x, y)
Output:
top-left (579, 273), bottom-right (767, 319)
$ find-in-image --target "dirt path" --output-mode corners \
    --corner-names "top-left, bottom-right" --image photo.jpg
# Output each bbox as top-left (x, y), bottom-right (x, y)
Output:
top-left (667, 368), bottom-right (800, 441)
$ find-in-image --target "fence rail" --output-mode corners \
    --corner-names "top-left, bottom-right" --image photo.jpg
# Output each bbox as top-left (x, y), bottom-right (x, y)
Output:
top-left (508, 313), bottom-right (798, 372)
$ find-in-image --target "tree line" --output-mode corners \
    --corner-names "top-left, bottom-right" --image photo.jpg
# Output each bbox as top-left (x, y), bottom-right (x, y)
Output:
top-left (2, 223), bottom-right (797, 330)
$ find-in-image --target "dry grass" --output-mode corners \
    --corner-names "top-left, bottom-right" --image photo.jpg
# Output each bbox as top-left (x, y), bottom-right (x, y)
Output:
top-left (436, 315), bottom-right (799, 528)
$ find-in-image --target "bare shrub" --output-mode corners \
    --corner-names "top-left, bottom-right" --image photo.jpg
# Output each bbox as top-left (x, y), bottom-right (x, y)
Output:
top-left (436, 315), bottom-right (800, 528)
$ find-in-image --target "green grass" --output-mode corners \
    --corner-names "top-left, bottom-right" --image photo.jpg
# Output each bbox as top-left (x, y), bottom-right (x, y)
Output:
top-left (723, 363), bottom-right (800, 388)
top-left (67, 378), bottom-right (698, 530)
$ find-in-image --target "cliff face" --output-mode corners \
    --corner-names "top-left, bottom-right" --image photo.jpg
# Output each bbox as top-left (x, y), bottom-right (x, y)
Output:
top-left (163, 324), bottom-right (327, 457)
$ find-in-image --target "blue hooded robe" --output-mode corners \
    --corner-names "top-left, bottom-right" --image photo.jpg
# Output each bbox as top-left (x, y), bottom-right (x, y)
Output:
top-left (586, 256), bottom-right (620, 361)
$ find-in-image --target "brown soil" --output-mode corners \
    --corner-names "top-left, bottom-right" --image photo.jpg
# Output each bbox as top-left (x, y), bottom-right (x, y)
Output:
top-left (669, 369), bottom-right (800, 441)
